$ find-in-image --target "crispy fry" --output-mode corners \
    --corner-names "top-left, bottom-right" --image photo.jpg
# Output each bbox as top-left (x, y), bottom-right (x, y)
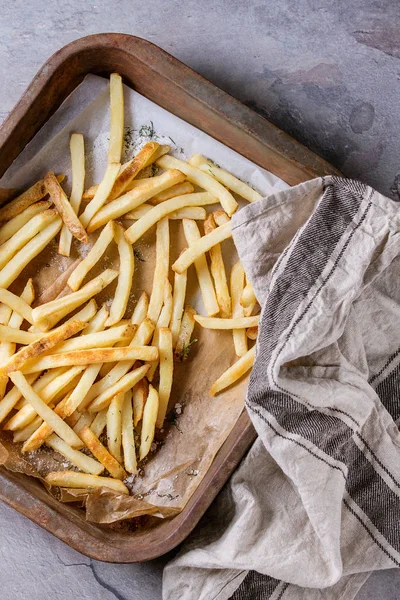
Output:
top-left (0, 374), bottom-right (38, 424)
top-left (246, 326), bottom-right (258, 340)
top-left (170, 268), bottom-right (187, 348)
top-left (194, 315), bottom-right (259, 329)
top-left (90, 408), bottom-right (108, 438)
top-left (46, 434), bottom-right (104, 475)
top-left (32, 269), bottom-right (118, 324)
top-left (88, 364), bottom-right (150, 413)
top-left (172, 221), bottom-right (231, 274)
top-left (0, 320), bottom-right (85, 379)
top-left (147, 279), bottom-right (173, 381)
top-left (147, 218), bottom-right (169, 323)
top-left (82, 318), bottom-right (155, 405)
top-left (59, 133), bottom-right (86, 256)
top-left (51, 323), bottom-right (134, 354)
top-left (139, 384), bottom-right (159, 460)
top-left (210, 345), bottom-right (256, 396)
top-left (108, 73), bottom-right (124, 164)
top-left (0, 325), bottom-right (41, 344)
top-left (241, 279), bottom-right (257, 308)
top-left (86, 170), bottom-right (185, 232)
top-left (133, 378), bottom-right (148, 427)
top-left (189, 154), bottom-right (263, 203)
top-left (45, 471), bottom-right (129, 494)
top-left (147, 181), bottom-right (194, 205)
top-left (0, 209), bottom-right (59, 270)
top-left (9, 372), bottom-right (81, 450)
top-left (122, 390), bottom-right (137, 474)
top-left (22, 347), bottom-right (158, 374)
top-left (174, 305), bottom-right (197, 361)
top-left (157, 154), bottom-right (238, 216)
top-left (65, 364), bottom-right (104, 416)
top-left (0, 175), bottom-right (64, 222)
top-left (182, 219), bottom-right (219, 316)
top-left (0, 218), bottom-right (62, 289)
top-left (131, 291), bottom-right (149, 325)
top-left (0, 304), bottom-right (11, 326)
top-left (79, 162), bottom-right (121, 228)
top-left (44, 171), bottom-right (87, 243)
top-left (156, 327), bottom-right (173, 428)
top-left (231, 261), bottom-right (247, 357)
top-left (34, 298), bottom-right (98, 334)
top-left (83, 304), bottom-right (109, 334)
top-left (108, 142), bottom-right (161, 200)
top-left (124, 193), bottom-right (216, 244)
top-left (0, 288), bottom-right (34, 324)
top-left (204, 213), bottom-right (231, 318)
top-left (78, 425), bottom-right (127, 479)
top-left (107, 392), bottom-right (124, 463)
top-left (213, 210), bottom-right (230, 226)
top-left (67, 221), bottom-right (116, 291)
top-left (106, 224), bottom-right (134, 326)
top-left (13, 415), bottom-right (43, 443)
top-left (0, 200), bottom-right (52, 246)
top-left (72, 410), bottom-right (94, 437)
top-left (125, 204), bottom-right (206, 221)
top-left (4, 368), bottom-right (84, 431)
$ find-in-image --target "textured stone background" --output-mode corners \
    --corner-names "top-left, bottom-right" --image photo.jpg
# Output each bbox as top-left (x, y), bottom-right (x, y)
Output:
top-left (1, 1), bottom-right (400, 598)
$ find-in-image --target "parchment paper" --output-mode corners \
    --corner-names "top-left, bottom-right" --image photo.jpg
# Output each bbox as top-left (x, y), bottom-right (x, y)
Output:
top-left (0, 75), bottom-right (289, 524)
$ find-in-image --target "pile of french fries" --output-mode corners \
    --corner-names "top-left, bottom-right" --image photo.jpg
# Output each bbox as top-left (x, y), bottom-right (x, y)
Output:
top-left (0, 73), bottom-right (260, 499)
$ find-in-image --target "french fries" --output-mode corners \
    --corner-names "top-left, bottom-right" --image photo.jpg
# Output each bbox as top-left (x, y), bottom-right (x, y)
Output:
top-left (0, 218), bottom-right (62, 289)
top-left (0, 320), bottom-right (86, 379)
top-left (133, 379), bottom-right (148, 427)
top-left (170, 268), bottom-right (187, 348)
top-left (148, 218), bottom-right (170, 323)
top-left (172, 221), bottom-right (232, 274)
top-left (0, 209), bottom-right (58, 270)
top-left (230, 261), bottom-right (248, 357)
top-left (46, 434), bottom-right (104, 475)
top-left (194, 315), bottom-right (260, 329)
top-left (88, 364), bottom-right (150, 413)
top-left (106, 224), bottom-right (134, 326)
top-left (67, 221), bottom-right (116, 291)
top-left (0, 72), bottom-right (263, 506)
top-left (189, 154), bottom-right (263, 203)
top-left (156, 327), bottom-right (173, 428)
top-left (86, 170), bottom-right (185, 232)
top-left (121, 390), bottom-right (137, 473)
top-left (175, 305), bottom-right (197, 361)
top-left (44, 172), bottom-right (88, 243)
top-left (32, 269), bottom-right (118, 324)
top-left (59, 133), bottom-right (86, 256)
top-left (45, 471), bottom-right (129, 495)
top-left (0, 201), bottom-right (52, 245)
top-left (0, 174), bottom-right (64, 222)
top-left (107, 392), bottom-right (124, 463)
top-left (125, 204), bottom-right (206, 221)
top-left (78, 425), bottom-right (127, 480)
top-left (157, 154), bottom-right (238, 216)
top-left (80, 162), bottom-right (120, 228)
top-left (182, 219), bottom-right (219, 317)
top-left (108, 142), bottom-right (161, 200)
top-left (204, 213), bottom-right (231, 318)
top-left (210, 345), bottom-right (256, 396)
top-left (124, 193), bottom-right (216, 244)
top-left (22, 347), bottom-right (157, 374)
top-left (9, 372), bottom-right (82, 450)
top-left (108, 73), bottom-right (124, 164)
top-left (140, 384), bottom-right (159, 460)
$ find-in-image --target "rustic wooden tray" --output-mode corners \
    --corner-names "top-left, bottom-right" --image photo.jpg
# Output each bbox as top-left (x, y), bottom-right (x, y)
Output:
top-left (0, 34), bottom-right (340, 562)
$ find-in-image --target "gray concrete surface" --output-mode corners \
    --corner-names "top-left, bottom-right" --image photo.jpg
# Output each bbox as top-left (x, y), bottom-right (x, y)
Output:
top-left (1, 1), bottom-right (400, 598)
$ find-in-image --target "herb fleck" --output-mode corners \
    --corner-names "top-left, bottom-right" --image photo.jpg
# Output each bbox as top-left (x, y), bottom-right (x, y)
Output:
top-left (134, 249), bottom-right (145, 262)
top-left (179, 338), bottom-right (198, 362)
top-left (139, 121), bottom-right (157, 139)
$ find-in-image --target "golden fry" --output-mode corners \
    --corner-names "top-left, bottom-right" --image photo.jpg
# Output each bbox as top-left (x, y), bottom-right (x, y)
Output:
top-left (204, 213), bottom-right (231, 318)
top-left (108, 73), bottom-right (124, 164)
top-left (45, 471), bottom-right (129, 494)
top-left (139, 384), bottom-right (159, 460)
top-left (0, 174), bottom-right (64, 222)
top-left (194, 315), bottom-right (259, 329)
top-left (106, 224), bottom-right (134, 326)
top-left (107, 392), bottom-right (124, 463)
top-left (210, 346), bottom-right (256, 396)
top-left (172, 221), bottom-right (231, 274)
top-left (78, 425), bottom-right (127, 480)
top-left (121, 390), bottom-right (137, 474)
top-left (88, 364), bottom-right (150, 413)
top-left (156, 327), bottom-right (173, 428)
top-left (147, 218), bottom-right (169, 323)
top-left (44, 171), bottom-right (88, 243)
top-left (230, 261), bottom-right (248, 357)
top-left (174, 305), bottom-right (197, 361)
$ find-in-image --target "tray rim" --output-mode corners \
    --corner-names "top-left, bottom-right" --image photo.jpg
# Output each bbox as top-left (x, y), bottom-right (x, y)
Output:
top-left (0, 33), bottom-right (339, 562)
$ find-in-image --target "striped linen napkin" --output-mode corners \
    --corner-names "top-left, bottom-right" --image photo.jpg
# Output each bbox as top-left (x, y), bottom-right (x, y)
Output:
top-left (163, 176), bottom-right (400, 600)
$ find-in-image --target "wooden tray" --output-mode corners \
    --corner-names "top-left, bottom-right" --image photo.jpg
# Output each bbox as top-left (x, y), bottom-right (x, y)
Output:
top-left (0, 34), bottom-right (340, 562)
